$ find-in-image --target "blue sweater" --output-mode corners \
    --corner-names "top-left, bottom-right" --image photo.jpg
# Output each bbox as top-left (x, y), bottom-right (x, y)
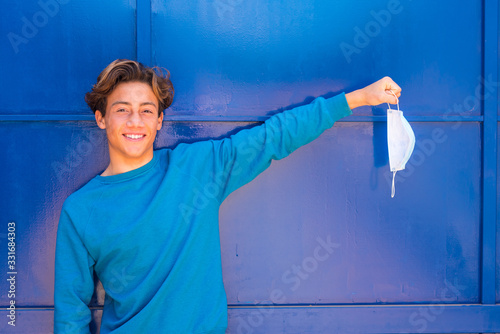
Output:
top-left (54, 94), bottom-right (352, 333)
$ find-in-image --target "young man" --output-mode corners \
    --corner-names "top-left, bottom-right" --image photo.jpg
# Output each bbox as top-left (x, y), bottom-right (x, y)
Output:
top-left (54, 59), bottom-right (401, 333)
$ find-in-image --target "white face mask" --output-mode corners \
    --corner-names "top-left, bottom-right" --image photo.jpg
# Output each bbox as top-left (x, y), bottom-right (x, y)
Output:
top-left (386, 91), bottom-right (415, 198)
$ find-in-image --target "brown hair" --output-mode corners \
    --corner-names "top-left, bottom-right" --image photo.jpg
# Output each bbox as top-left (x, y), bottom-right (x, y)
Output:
top-left (85, 59), bottom-right (174, 116)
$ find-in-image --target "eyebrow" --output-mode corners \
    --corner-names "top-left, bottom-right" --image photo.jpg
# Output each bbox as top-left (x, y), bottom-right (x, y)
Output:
top-left (110, 101), bottom-right (158, 109)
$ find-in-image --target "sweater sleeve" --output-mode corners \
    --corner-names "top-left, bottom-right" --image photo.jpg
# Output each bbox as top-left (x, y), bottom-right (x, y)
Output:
top-left (213, 93), bottom-right (352, 201)
top-left (54, 202), bottom-right (95, 334)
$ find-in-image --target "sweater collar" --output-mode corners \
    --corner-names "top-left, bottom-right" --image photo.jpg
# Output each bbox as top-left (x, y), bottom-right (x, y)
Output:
top-left (95, 151), bottom-right (159, 183)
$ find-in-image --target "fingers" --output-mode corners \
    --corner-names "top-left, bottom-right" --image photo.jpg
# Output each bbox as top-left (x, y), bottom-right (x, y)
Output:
top-left (384, 89), bottom-right (399, 105)
top-left (352, 76), bottom-right (402, 107)
top-left (380, 77), bottom-right (401, 105)
top-left (382, 76), bottom-right (402, 96)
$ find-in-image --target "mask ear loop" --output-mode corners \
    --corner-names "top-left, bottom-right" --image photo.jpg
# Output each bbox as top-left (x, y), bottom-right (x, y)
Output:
top-left (386, 89), bottom-right (399, 111)
top-left (387, 89), bottom-right (399, 198)
top-left (391, 172), bottom-right (396, 198)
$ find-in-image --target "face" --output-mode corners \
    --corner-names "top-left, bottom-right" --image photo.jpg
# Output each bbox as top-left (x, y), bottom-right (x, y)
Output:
top-left (95, 81), bottom-right (163, 172)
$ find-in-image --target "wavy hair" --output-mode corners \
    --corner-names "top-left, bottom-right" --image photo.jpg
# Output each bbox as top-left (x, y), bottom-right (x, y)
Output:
top-left (85, 59), bottom-right (174, 116)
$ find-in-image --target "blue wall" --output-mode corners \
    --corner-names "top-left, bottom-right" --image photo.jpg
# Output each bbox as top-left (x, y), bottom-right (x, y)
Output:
top-left (0, 0), bottom-right (499, 333)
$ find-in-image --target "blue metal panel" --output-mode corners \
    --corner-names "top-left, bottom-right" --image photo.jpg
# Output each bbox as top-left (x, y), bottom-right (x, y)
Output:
top-left (0, 0), bottom-right (136, 114)
top-left (152, 0), bottom-right (482, 118)
top-left (220, 122), bottom-right (481, 305)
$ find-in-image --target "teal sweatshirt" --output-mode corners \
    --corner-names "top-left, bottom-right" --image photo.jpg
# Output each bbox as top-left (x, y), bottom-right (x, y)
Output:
top-left (54, 94), bottom-right (352, 333)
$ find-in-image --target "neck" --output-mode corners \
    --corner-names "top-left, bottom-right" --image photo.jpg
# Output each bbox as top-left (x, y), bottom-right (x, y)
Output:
top-left (101, 151), bottom-right (154, 176)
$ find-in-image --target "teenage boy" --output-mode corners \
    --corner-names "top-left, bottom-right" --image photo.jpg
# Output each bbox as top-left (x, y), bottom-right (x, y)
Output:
top-left (54, 59), bottom-right (401, 333)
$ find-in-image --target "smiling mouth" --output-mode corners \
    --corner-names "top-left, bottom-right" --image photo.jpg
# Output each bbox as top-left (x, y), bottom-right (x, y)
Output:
top-left (123, 134), bottom-right (146, 140)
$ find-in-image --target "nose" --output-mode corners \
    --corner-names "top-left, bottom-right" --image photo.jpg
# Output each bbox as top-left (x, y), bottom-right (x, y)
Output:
top-left (126, 110), bottom-right (144, 127)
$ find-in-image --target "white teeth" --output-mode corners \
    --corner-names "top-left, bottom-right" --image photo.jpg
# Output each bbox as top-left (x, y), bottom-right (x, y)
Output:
top-left (125, 134), bottom-right (143, 139)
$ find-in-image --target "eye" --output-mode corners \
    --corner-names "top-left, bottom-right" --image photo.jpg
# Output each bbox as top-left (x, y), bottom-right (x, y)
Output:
top-left (116, 108), bottom-right (127, 112)
top-left (143, 109), bottom-right (154, 114)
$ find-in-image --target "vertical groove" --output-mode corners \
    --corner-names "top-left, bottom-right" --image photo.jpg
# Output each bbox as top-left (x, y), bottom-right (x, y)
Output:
top-left (481, 0), bottom-right (499, 305)
top-left (137, 0), bottom-right (152, 65)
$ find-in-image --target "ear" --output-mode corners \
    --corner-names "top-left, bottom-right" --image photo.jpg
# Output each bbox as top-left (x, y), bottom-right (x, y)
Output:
top-left (157, 111), bottom-right (164, 130)
top-left (95, 110), bottom-right (106, 129)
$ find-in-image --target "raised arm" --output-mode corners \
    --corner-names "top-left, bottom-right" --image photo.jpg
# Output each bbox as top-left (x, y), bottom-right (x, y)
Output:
top-left (173, 77), bottom-right (402, 204)
top-left (206, 92), bottom-right (353, 201)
